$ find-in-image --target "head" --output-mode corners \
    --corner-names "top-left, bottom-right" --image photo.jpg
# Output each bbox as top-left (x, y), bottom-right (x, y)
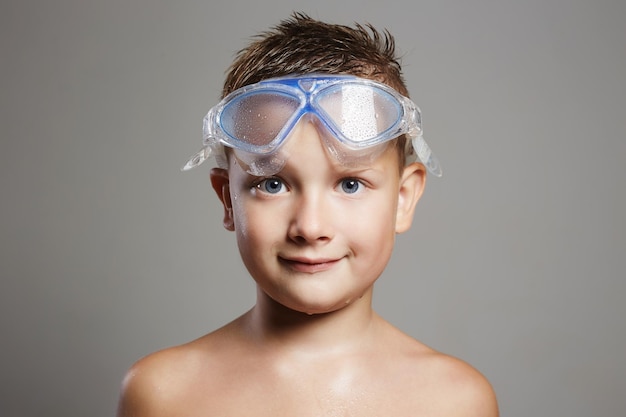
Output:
top-left (222, 12), bottom-right (411, 167)
top-left (207, 15), bottom-right (430, 315)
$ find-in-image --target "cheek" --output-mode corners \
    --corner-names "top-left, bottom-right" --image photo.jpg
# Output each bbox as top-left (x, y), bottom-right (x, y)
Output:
top-left (231, 192), bottom-right (249, 236)
top-left (346, 198), bottom-right (397, 251)
top-left (232, 196), bottom-right (280, 253)
top-left (233, 203), bottom-right (267, 274)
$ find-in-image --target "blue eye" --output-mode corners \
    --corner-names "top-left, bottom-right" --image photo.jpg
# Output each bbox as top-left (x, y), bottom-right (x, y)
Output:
top-left (340, 178), bottom-right (361, 194)
top-left (257, 178), bottom-right (286, 194)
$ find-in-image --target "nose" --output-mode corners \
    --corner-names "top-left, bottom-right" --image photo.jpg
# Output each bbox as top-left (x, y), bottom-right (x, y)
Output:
top-left (283, 119), bottom-right (336, 245)
top-left (288, 189), bottom-right (334, 245)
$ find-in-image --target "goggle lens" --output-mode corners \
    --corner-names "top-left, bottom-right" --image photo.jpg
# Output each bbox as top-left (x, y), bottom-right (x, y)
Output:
top-left (219, 83), bottom-right (405, 152)
top-left (315, 84), bottom-right (402, 146)
top-left (220, 91), bottom-right (301, 150)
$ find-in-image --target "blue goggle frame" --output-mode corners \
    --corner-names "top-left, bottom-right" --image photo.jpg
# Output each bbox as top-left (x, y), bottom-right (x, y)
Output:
top-left (183, 74), bottom-right (441, 177)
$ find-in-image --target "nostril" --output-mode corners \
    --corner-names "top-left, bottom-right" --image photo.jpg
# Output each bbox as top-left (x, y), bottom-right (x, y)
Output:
top-left (288, 213), bottom-right (333, 244)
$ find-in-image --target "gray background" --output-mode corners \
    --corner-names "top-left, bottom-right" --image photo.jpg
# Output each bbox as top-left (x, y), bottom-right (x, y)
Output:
top-left (1, 0), bottom-right (624, 416)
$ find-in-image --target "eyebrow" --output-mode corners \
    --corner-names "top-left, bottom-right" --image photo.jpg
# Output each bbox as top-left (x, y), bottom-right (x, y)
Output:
top-left (333, 161), bottom-right (388, 174)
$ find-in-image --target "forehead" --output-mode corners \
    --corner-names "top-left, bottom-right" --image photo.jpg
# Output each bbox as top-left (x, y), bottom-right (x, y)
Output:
top-left (227, 123), bottom-right (404, 178)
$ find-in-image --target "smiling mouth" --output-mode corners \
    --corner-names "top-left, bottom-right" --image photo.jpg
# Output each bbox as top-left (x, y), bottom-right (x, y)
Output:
top-left (278, 256), bottom-right (342, 273)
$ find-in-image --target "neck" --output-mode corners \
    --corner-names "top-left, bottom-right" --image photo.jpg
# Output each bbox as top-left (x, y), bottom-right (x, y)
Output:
top-left (243, 286), bottom-right (381, 356)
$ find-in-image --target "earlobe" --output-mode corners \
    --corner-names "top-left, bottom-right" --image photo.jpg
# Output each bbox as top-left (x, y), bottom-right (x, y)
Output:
top-left (210, 168), bottom-right (235, 231)
top-left (395, 162), bottom-right (426, 233)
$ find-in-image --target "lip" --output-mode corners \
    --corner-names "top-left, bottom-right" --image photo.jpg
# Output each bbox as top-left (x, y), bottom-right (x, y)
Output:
top-left (278, 255), bottom-right (342, 273)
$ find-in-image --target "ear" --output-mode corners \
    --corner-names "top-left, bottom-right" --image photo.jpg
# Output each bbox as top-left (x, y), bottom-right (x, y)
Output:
top-left (210, 168), bottom-right (235, 231)
top-left (395, 162), bottom-right (426, 233)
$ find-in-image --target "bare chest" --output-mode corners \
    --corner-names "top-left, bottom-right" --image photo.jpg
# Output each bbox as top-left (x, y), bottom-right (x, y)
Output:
top-left (178, 367), bottom-right (434, 417)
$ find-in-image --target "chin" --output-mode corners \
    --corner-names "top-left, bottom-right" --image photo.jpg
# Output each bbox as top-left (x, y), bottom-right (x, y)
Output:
top-left (276, 293), bottom-right (362, 316)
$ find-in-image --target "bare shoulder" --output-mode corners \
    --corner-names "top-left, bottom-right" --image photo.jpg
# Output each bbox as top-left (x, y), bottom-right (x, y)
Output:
top-left (422, 351), bottom-right (499, 417)
top-left (116, 326), bottom-right (235, 417)
top-left (379, 325), bottom-right (498, 416)
top-left (116, 342), bottom-right (201, 417)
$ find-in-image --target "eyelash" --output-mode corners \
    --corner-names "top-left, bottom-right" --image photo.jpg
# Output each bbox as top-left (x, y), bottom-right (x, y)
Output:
top-left (338, 178), bottom-right (363, 194)
top-left (254, 177), bottom-right (286, 194)
top-left (252, 177), bottom-right (367, 195)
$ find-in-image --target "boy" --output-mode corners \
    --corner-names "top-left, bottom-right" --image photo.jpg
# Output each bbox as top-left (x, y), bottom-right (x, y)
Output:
top-left (117, 13), bottom-right (498, 417)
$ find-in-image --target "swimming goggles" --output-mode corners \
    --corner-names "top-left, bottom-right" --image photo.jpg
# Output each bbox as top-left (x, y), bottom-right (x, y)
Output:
top-left (182, 74), bottom-right (442, 177)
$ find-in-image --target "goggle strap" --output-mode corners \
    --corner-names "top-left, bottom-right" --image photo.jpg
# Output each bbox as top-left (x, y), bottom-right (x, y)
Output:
top-left (181, 147), bottom-right (213, 171)
top-left (412, 136), bottom-right (443, 178)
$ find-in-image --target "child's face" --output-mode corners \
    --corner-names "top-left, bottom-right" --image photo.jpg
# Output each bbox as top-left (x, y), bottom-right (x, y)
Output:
top-left (211, 120), bottom-right (425, 315)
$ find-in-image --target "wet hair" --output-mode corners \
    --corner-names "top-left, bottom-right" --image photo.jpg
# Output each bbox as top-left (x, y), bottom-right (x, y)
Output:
top-left (222, 13), bottom-right (412, 167)
top-left (223, 13), bottom-right (408, 97)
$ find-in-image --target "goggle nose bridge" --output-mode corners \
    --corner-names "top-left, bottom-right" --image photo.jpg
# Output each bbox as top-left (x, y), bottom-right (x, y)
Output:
top-left (277, 87), bottom-right (338, 146)
top-left (274, 105), bottom-right (336, 154)
top-left (297, 77), bottom-right (319, 93)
